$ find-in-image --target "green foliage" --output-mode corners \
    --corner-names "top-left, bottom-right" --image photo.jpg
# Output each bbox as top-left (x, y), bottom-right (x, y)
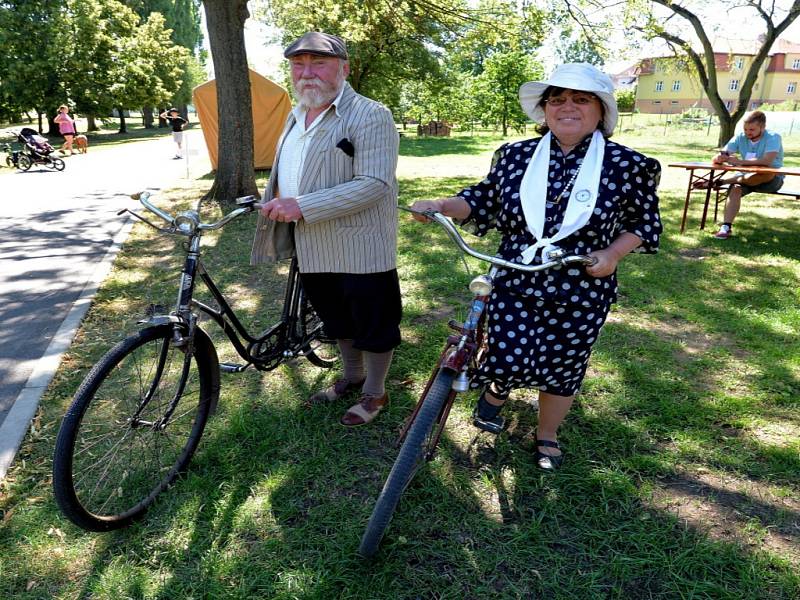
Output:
top-left (473, 50), bottom-right (543, 135)
top-left (761, 99), bottom-right (800, 112)
top-left (0, 0), bottom-right (64, 119)
top-left (0, 0), bottom-right (191, 124)
top-left (557, 36), bottom-right (605, 66)
top-left (615, 88), bottom-right (636, 113)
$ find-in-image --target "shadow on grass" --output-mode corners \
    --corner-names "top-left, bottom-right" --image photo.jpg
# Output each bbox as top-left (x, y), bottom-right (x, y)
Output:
top-left (2, 158), bottom-right (799, 597)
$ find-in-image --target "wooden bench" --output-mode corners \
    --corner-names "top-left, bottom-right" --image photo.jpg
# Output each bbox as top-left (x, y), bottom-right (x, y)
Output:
top-left (712, 184), bottom-right (800, 223)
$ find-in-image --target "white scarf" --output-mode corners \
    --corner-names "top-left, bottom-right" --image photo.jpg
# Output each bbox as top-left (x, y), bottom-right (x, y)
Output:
top-left (519, 130), bottom-right (605, 263)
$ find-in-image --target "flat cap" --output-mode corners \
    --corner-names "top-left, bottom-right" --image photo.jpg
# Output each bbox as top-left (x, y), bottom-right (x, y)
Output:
top-left (284, 32), bottom-right (348, 60)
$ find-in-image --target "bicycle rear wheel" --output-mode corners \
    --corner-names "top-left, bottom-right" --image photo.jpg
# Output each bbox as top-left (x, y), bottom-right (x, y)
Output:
top-left (52, 325), bottom-right (219, 531)
top-left (358, 369), bottom-right (455, 557)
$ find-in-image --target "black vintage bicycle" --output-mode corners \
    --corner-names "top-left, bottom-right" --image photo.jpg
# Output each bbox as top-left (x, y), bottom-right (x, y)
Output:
top-left (53, 192), bottom-right (337, 531)
top-left (358, 208), bottom-right (595, 557)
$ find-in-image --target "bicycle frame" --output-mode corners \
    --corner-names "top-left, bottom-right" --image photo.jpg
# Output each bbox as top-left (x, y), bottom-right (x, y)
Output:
top-left (130, 192), bottom-right (325, 374)
top-left (396, 208), bottom-right (595, 458)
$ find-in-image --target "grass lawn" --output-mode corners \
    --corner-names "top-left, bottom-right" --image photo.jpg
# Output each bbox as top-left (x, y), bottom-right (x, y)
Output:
top-left (1, 116), bottom-right (799, 599)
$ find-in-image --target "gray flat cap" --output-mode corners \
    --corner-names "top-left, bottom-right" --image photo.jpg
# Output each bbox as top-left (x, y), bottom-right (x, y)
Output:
top-left (284, 32), bottom-right (348, 60)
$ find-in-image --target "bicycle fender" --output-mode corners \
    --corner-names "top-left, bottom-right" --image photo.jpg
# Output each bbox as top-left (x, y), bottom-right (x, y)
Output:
top-left (137, 314), bottom-right (184, 326)
top-left (193, 326), bottom-right (221, 416)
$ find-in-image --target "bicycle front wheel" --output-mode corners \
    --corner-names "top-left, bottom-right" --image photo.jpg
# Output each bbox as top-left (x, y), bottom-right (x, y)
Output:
top-left (53, 325), bottom-right (219, 531)
top-left (358, 368), bottom-right (455, 557)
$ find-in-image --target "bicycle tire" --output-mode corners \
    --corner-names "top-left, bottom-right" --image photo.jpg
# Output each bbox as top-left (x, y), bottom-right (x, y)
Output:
top-left (358, 369), bottom-right (455, 557)
top-left (17, 154), bottom-right (31, 171)
top-left (5, 156), bottom-right (13, 168)
top-left (299, 290), bottom-right (338, 369)
top-left (53, 324), bottom-right (219, 531)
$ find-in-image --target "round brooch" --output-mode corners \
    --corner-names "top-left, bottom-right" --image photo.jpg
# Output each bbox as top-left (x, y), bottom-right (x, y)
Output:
top-left (575, 189), bottom-right (592, 203)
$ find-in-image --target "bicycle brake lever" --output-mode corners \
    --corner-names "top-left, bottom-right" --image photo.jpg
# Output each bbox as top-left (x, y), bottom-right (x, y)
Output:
top-left (123, 209), bottom-right (169, 232)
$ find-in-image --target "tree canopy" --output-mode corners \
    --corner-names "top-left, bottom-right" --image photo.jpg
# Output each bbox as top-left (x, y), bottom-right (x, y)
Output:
top-left (563, 0), bottom-right (800, 145)
top-left (0, 0), bottom-right (195, 130)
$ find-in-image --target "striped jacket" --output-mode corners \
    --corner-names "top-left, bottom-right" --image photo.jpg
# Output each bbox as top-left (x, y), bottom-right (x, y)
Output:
top-left (250, 83), bottom-right (399, 273)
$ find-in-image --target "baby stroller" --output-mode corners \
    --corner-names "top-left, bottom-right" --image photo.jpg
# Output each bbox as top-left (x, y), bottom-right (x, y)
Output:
top-left (16, 127), bottom-right (65, 171)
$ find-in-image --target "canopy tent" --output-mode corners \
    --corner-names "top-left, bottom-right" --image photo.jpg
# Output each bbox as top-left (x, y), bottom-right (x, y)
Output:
top-left (192, 69), bottom-right (292, 170)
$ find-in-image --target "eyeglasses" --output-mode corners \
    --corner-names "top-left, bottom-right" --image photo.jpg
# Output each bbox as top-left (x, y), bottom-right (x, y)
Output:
top-left (545, 94), bottom-right (598, 106)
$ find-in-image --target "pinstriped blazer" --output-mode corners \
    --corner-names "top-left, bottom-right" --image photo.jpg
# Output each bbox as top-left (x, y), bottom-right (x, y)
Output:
top-left (250, 83), bottom-right (399, 274)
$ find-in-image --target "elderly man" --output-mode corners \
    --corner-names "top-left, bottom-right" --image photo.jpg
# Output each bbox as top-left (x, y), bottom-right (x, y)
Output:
top-left (251, 32), bottom-right (401, 426)
top-left (710, 110), bottom-right (784, 239)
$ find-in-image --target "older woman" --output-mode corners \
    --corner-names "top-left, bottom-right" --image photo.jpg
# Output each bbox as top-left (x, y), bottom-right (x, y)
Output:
top-left (411, 63), bottom-right (662, 471)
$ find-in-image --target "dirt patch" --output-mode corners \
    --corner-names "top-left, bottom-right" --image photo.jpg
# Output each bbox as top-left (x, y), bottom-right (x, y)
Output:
top-left (676, 247), bottom-right (713, 261)
top-left (648, 467), bottom-right (800, 564)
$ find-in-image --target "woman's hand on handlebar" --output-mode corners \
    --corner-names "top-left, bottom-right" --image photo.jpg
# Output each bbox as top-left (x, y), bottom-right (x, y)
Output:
top-left (585, 248), bottom-right (619, 277)
top-left (586, 232), bottom-right (643, 277)
top-left (409, 197), bottom-right (471, 222)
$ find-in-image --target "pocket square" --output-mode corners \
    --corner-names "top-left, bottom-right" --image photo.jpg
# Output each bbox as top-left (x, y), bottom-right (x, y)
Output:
top-left (336, 138), bottom-right (355, 157)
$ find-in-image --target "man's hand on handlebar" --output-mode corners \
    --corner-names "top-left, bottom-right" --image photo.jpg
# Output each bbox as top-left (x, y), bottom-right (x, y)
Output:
top-left (260, 197), bottom-right (302, 223)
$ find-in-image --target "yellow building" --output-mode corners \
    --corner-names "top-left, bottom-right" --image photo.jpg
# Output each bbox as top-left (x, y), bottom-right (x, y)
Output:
top-left (634, 38), bottom-right (800, 114)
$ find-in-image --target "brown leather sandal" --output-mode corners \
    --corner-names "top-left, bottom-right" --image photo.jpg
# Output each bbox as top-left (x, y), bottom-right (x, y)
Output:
top-left (340, 393), bottom-right (388, 427)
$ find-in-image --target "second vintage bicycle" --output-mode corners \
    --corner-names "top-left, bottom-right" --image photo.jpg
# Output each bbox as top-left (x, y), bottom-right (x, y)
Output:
top-left (358, 207), bottom-right (595, 557)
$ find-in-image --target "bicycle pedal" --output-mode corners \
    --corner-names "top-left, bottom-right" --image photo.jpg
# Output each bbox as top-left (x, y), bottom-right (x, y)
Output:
top-left (219, 362), bottom-right (249, 373)
top-left (472, 413), bottom-right (506, 435)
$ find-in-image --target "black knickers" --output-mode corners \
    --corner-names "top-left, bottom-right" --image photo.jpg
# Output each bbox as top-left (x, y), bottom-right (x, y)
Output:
top-left (300, 269), bottom-right (402, 353)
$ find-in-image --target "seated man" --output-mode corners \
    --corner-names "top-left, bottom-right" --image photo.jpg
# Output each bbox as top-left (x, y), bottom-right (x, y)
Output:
top-left (711, 110), bottom-right (784, 239)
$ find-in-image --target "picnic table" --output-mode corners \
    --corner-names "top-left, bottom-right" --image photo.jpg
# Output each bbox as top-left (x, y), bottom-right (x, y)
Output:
top-left (669, 162), bottom-right (800, 233)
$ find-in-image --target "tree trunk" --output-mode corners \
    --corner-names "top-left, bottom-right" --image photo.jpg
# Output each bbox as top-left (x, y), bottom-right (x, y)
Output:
top-left (143, 106), bottom-right (155, 129)
top-left (45, 112), bottom-right (58, 136)
top-left (118, 108), bottom-right (127, 134)
top-left (718, 115), bottom-right (736, 149)
top-left (201, 0), bottom-right (258, 205)
top-left (87, 115), bottom-right (99, 132)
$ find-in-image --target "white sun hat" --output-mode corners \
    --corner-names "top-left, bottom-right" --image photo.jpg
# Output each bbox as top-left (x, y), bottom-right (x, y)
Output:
top-left (519, 62), bottom-right (618, 136)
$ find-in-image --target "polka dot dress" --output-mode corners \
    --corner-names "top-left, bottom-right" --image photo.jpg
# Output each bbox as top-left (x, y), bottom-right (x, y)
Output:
top-left (457, 134), bottom-right (662, 397)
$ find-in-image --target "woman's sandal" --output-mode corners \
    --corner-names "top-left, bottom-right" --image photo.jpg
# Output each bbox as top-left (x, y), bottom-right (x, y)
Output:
top-left (472, 389), bottom-right (508, 434)
top-left (534, 435), bottom-right (564, 472)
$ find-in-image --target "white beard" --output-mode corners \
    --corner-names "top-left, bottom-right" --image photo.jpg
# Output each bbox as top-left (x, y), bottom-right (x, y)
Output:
top-left (292, 68), bottom-right (345, 110)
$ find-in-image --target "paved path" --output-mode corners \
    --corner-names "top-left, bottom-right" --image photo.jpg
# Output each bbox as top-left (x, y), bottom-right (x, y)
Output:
top-left (0, 129), bottom-right (209, 478)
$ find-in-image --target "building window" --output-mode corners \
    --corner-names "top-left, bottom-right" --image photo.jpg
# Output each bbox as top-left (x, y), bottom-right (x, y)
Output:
top-left (734, 57), bottom-right (744, 69)
top-left (670, 100), bottom-right (679, 105)
top-left (655, 80), bottom-right (664, 92)
top-left (729, 79), bottom-right (739, 91)
top-left (788, 82), bottom-right (797, 94)
top-left (725, 100), bottom-right (733, 109)
top-left (672, 80), bottom-right (681, 91)
top-left (792, 58), bottom-right (800, 69)
top-left (653, 100), bottom-right (662, 105)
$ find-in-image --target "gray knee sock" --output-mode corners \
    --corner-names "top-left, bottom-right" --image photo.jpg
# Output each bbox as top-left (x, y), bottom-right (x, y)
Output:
top-left (337, 339), bottom-right (364, 381)
top-left (362, 350), bottom-right (394, 397)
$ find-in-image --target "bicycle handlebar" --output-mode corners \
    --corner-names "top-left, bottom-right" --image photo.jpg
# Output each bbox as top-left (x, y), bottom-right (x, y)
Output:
top-left (400, 206), bottom-right (596, 271)
top-left (131, 191), bottom-right (263, 233)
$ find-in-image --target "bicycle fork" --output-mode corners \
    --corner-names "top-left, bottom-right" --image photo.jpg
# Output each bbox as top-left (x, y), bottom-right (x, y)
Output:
top-left (397, 266), bottom-right (498, 455)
